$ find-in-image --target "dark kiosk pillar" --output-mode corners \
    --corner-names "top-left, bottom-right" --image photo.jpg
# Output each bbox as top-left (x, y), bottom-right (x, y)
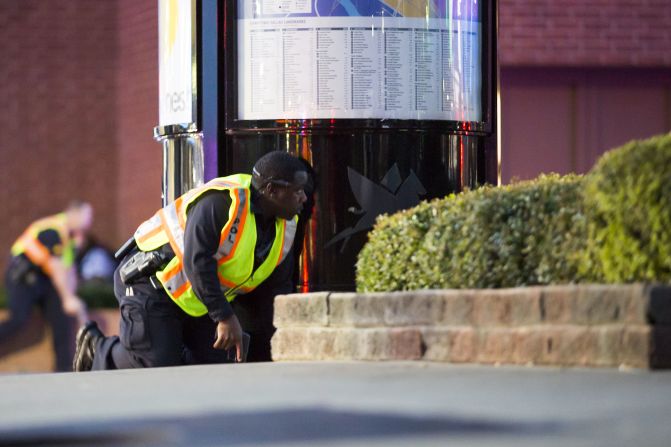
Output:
top-left (199, 0), bottom-right (498, 292)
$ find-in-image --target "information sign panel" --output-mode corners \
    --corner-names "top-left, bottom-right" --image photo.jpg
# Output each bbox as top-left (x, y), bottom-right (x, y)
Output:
top-left (237, 0), bottom-right (481, 122)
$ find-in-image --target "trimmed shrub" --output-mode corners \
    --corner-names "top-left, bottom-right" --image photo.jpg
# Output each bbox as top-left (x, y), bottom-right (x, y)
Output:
top-left (357, 174), bottom-right (587, 292)
top-left (355, 200), bottom-right (437, 292)
top-left (0, 281), bottom-right (116, 310)
top-left (580, 133), bottom-right (671, 283)
top-left (77, 279), bottom-right (118, 308)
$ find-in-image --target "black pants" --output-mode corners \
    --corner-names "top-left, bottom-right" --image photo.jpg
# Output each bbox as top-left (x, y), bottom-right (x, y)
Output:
top-left (0, 262), bottom-right (74, 372)
top-left (92, 266), bottom-right (231, 370)
top-left (92, 254), bottom-right (292, 369)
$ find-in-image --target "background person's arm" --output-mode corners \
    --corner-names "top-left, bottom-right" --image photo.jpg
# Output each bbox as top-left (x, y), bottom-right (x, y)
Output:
top-left (45, 256), bottom-right (88, 324)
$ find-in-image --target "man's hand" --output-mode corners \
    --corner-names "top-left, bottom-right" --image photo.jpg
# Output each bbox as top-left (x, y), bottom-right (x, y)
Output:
top-left (62, 295), bottom-right (88, 325)
top-left (46, 257), bottom-right (88, 324)
top-left (213, 314), bottom-right (243, 362)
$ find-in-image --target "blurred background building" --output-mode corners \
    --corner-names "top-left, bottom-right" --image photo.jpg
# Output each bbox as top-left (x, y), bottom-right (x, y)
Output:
top-left (499, 0), bottom-right (671, 182)
top-left (0, 0), bottom-right (670, 274)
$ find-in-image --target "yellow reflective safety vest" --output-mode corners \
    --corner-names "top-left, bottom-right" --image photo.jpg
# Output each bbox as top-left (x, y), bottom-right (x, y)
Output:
top-left (10, 213), bottom-right (75, 277)
top-left (133, 174), bottom-right (297, 317)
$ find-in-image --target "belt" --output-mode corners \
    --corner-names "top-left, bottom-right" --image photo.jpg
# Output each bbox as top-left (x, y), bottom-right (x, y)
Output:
top-left (7, 256), bottom-right (40, 285)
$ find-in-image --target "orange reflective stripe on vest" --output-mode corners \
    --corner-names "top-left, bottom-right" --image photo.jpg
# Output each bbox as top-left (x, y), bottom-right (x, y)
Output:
top-left (132, 174), bottom-right (298, 317)
top-left (216, 189), bottom-right (248, 265)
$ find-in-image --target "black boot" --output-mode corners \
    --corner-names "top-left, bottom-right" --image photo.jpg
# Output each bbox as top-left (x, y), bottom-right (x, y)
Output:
top-left (73, 321), bottom-right (104, 372)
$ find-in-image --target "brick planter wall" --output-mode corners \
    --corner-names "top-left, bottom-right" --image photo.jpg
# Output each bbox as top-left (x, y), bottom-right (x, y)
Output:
top-left (272, 284), bottom-right (671, 369)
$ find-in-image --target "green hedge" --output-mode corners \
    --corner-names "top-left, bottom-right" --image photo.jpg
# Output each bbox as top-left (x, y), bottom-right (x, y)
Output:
top-left (580, 133), bottom-right (671, 283)
top-left (0, 280), bottom-right (117, 309)
top-left (357, 133), bottom-right (671, 292)
top-left (356, 174), bottom-right (587, 292)
top-left (77, 279), bottom-right (118, 309)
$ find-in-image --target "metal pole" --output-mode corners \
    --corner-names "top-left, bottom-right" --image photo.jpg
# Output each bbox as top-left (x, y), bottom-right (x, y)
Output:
top-left (154, 124), bottom-right (204, 206)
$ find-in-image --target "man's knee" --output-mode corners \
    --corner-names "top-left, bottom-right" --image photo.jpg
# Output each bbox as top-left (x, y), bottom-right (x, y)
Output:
top-left (116, 293), bottom-right (184, 368)
top-left (145, 347), bottom-right (183, 367)
top-left (110, 335), bottom-right (183, 369)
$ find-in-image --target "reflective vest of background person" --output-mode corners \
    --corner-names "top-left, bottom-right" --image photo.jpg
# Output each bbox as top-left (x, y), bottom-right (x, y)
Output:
top-left (12, 213), bottom-right (75, 270)
top-left (1, 204), bottom-right (91, 371)
top-left (135, 174), bottom-right (297, 316)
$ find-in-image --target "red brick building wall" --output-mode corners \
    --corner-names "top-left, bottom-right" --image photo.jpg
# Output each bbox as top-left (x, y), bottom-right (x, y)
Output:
top-left (0, 0), bottom-right (159, 274)
top-left (1, 0), bottom-right (669, 272)
top-left (0, 1), bottom-right (119, 272)
top-left (115, 0), bottom-right (161, 241)
top-left (499, 0), bottom-right (671, 66)
top-left (499, 0), bottom-right (671, 182)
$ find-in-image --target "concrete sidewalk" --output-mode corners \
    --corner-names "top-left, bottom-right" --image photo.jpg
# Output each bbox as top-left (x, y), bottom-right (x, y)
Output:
top-left (0, 362), bottom-right (670, 446)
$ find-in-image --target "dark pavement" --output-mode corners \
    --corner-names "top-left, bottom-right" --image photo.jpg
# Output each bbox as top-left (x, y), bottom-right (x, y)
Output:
top-left (0, 362), bottom-right (669, 446)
